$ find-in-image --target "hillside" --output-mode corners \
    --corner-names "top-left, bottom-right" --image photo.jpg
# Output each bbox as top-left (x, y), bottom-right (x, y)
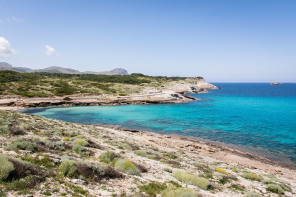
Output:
top-left (0, 62), bottom-right (128, 75)
top-left (0, 110), bottom-right (295, 197)
top-left (0, 70), bottom-right (205, 98)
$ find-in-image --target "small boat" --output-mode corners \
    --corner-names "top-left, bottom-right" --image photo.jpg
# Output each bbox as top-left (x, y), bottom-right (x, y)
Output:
top-left (270, 82), bottom-right (284, 85)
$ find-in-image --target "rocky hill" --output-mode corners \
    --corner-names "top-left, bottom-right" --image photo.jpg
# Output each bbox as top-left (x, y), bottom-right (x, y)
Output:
top-left (0, 62), bottom-right (128, 75)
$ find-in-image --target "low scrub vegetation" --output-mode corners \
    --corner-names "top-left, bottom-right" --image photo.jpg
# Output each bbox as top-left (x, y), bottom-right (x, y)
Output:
top-left (0, 154), bottom-right (14, 181)
top-left (266, 183), bottom-right (285, 194)
top-left (138, 182), bottom-right (167, 197)
top-left (114, 158), bottom-right (141, 176)
top-left (161, 187), bottom-right (198, 197)
top-left (99, 151), bottom-right (119, 164)
top-left (242, 172), bottom-right (262, 181)
top-left (172, 171), bottom-right (210, 190)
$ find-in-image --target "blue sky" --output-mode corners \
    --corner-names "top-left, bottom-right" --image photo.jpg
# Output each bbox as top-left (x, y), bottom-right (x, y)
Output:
top-left (0, 0), bottom-right (295, 82)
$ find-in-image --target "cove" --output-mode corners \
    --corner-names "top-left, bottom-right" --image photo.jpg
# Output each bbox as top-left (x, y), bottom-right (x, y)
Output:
top-left (22, 83), bottom-right (296, 165)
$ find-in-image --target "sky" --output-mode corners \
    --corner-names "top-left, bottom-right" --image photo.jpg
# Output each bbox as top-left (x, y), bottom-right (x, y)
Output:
top-left (0, 0), bottom-right (295, 82)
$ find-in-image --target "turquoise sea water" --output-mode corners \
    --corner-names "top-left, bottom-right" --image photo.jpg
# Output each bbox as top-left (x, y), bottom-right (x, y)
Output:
top-left (22, 83), bottom-right (296, 165)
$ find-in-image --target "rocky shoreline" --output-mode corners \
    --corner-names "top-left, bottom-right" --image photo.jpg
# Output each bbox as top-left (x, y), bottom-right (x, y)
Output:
top-left (97, 124), bottom-right (296, 180)
top-left (0, 77), bottom-right (219, 111)
top-left (1, 109), bottom-right (296, 196)
top-left (0, 92), bottom-right (197, 111)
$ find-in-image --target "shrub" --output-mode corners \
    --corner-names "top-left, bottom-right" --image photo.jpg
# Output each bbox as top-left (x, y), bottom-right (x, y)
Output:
top-left (7, 157), bottom-right (43, 181)
top-left (74, 138), bottom-right (88, 146)
top-left (228, 184), bottom-right (245, 191)
top-left (163, 152), bottom-right (177, 159)
top-left (163, 168), bottom-right (172, 173)
top-left (45, 140), bottom-right (65, 151)
top-left (216, 167), bottom-right (228, 175)
top-left (75, 162), bottom-right (105, 181)
top-left (242, 172), bottom-right (262, 181)
top-left (64, 131), bottom-right (78, 137)
top-left (166, 160), bottom-right (181, 167)
top-left (138, 182), bottom-right (167, 197)
top-left (172, 171), bottom-right (210, 190)
top-left (8, 138), bottom-right (35, 151)
top-left (58, 160), bottom-right (77, 177)
top-left (0, 154), bottom-right (14, 181)
top-left (64, 137), bottom-right (70, 141)
top-left (0, 125), bottom-right (9, 135)
top-left (266, 183), bottom-right (284, 194)
top-left (21, 154), bottom-right (54, 169)
top-left (72, 144), bottom-right (85, 154)
top-left (147, 155), bottom-right (158, 160)
top-left (115, 158), bottom-right (141, 176)
top-left (134, 150), bottom-right (147, 157)
top-left (245, 191), bottom-right (263, 197)
top-left (8, 124), bottom-right (27, 135)
top-left (99, 151), bottom-right (119, 163)
top-left (161, 187), bottom-right (198, 197)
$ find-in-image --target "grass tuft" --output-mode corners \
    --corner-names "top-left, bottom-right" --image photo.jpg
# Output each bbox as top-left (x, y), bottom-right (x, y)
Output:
top-left (161, 187), bottom-right (198, 197)
top-left (172, 171), bottom-right (210, 190)
top-left (242, 172), bottom-right (262, 181)
top-left (114, 158), bottom-right (141, 176)
top-left (0, 154), bottom-right (15, 181)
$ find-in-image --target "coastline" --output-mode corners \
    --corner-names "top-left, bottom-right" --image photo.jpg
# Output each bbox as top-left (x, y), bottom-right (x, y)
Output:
top-left (93, 124), bottom-right (296, 180)
top-left (1, 109), bottom-right (296, 196)
top-left (2, 91), bottom-right (296, 180)
top-left (0, 92), bottom-right (198, 111)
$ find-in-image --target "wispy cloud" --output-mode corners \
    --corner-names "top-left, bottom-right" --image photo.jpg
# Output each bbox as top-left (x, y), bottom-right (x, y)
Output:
top-left (8, 16), bottom-right (24, 22)
top-left (0, 36), bottom-right (17, 57)
top-left (45, 45), bottom-right (59, 56)
top-left (0, 16), bottom-right (24, 24)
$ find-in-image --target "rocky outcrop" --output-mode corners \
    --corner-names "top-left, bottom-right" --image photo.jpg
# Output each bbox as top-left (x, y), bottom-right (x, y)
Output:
top-left (0, 92), bottom-right (197, 109)
top-left (164, 78), bottom-right (219, 94)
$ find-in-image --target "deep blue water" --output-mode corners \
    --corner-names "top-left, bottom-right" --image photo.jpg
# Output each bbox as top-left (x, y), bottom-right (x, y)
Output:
top-left (22, 83), bottom-right (296, 164)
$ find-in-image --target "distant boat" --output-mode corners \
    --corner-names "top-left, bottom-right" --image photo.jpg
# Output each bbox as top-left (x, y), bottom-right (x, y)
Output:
top-left (270, 82), bottom-right (284, 85)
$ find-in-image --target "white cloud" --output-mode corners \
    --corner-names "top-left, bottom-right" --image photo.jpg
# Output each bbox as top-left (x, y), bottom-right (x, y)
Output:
top-left (0, 36), bottom-right (16, 57)
top-left (45, 45), bottom-right (59, 56)
top-left (8, 17), bottom-right (24, 22)
top-left (0, 17), bottom-right (24, 24)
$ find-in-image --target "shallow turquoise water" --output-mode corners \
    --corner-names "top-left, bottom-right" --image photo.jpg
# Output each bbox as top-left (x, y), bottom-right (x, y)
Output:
top-left (23, 83), bottom-right (296, 164)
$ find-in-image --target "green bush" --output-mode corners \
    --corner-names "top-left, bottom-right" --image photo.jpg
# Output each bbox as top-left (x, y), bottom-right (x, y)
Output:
top-left (0, 125), bottom-right (9, 135)
top-left (172, 171), bottom-right (210, 190)
top-left (74, 138), bottom-right (89, 146)
top-left (138, 182), bottom-right (167, 197)
top-left (58, 160), bottom-right (77, 177)
top-left (163, 168), bottom-right (172, 173)
top-left (99, 151), bottom-right (118, 163)
top-left (216, 167), bottom-right (228, 175)
top-left (0, 154), bottom-right (15, 181)
top-left (147, 155), bottom-right (158, 160)
top-left (242, 172), bottom-right (262, 181)
top-left (8, 138), bottom-right (35, 151)
top-left (161, 187), bottom-right (198, 197)
top-left (266, 183), bottom-right (284, 194)
top-left (245, 191), bottom-right (263, 197)
top-left (72, 144), bottom-right (85, 154)
top-left (163, 152), bottom-right (177, 159)
top-left (134, 150), bottom-right (147, 157)
top-left (21, 154), bottom-right (54, 169)
top-left (115, 158), bottom-right (141, 176)
top-left (45, 140), bottom-right (65, 150)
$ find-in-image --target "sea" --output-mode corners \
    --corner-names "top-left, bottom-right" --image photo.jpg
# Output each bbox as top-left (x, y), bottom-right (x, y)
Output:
top-left (22, 83), bottom-right (296, 165)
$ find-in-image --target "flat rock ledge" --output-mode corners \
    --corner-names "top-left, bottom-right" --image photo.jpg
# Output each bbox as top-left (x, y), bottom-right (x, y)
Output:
top-left (0, 92), bottom-right (197, 110)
